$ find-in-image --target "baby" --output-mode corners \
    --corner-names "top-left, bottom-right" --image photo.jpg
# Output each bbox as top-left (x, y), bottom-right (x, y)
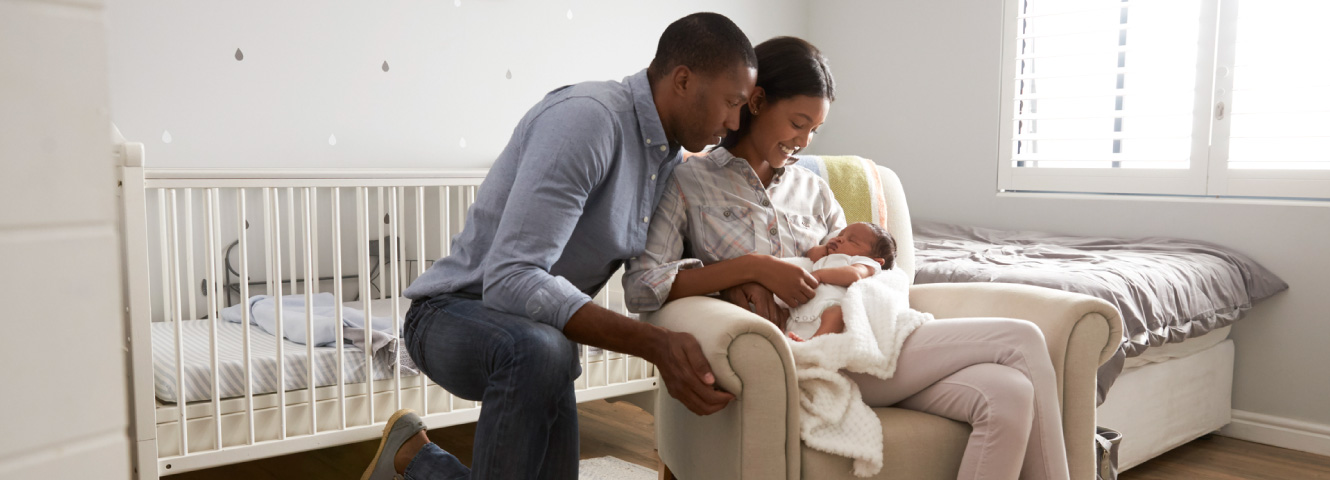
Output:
top-left (782, 222), bottom-right (897, 342)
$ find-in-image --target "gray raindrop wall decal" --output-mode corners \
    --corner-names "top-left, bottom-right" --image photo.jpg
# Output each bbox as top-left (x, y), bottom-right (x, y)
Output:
top-left (454, 0), bottom-right (460, 6)
top-left (328, 134), bottom-right (337, 146)
top-left (161, 130), bottom-right (173, 143)
top-left (382, 61), bottom-right (390, 72)
top-left (566, 9), bottom-right (574, 20)
top-left (505, 69), bottom-right (512, 80)
top-left (235, 48), bottom-right (244, 61)
top-left (459, 137), bottom-right (467, 148)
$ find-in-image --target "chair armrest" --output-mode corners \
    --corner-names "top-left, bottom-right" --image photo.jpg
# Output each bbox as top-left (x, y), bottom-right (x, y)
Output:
top-left (909, 282), bottom-right (1123, 480)
top-left (909, 283), bottom-right (1122, 367)
top-left (642, 296), bottom-right (802, 480)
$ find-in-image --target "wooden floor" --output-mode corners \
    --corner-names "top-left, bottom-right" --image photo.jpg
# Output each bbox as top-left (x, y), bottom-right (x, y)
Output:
top-left (168, 399), bottom-right (657, 479)
top-left (169, 400), bottom-right (1330, 479)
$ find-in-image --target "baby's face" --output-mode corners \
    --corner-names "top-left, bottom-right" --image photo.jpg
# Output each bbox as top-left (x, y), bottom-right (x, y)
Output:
top-left (822, 223), bottom-right (877, 257)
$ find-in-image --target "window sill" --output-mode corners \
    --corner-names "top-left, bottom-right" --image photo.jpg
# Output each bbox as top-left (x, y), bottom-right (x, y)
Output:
top-left (997, 190), bottom-right (1330, 208)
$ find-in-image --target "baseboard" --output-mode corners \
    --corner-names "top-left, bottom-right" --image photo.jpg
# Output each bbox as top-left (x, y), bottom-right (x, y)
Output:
top-left (1219, 410), bottom-right (1330, 457)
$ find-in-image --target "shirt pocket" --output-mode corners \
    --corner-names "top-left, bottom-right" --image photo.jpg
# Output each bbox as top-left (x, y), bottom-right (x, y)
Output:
top-left (784, 213), bottom-right (826, 255)
top-left (696, 205), bottom-right (756, 261)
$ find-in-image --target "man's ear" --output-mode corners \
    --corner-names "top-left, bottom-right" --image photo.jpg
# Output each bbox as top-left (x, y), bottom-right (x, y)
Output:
top-left (873, 257), bottom-right (887, 266)
top-left (748, 86), bottom-right (767, 113)
top-left (670, 65), bottom-right (693, 96)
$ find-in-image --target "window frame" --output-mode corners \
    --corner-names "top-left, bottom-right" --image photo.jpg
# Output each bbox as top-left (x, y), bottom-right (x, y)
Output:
top-left (996, 0), bottom-right (1330, 200)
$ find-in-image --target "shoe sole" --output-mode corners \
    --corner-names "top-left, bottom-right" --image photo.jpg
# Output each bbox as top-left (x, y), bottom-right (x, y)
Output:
top-left (361, 409), bottom-right (417, 480)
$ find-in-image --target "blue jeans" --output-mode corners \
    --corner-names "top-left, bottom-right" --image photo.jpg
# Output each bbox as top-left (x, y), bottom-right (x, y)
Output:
top-left (401, 293), bottom-right (582, 480)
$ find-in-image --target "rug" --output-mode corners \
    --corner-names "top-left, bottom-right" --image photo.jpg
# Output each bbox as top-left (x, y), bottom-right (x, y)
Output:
top-left (579, 456), bottom-right (656, 480)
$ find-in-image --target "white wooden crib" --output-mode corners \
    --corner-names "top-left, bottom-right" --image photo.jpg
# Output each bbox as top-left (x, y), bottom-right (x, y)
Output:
top-left (118, 142), bottom-right (659, 478)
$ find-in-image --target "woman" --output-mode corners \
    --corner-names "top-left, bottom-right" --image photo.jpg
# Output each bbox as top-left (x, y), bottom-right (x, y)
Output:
top-left (623, 37), bottom-right (1071, 480)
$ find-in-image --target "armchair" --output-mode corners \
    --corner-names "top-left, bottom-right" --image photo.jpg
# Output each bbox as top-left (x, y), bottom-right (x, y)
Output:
top-left (645, 159), bottom-right (1122, 480)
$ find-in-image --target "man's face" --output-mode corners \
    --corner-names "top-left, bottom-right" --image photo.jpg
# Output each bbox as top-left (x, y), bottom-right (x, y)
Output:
top-left (678, 65), bottom-right (756, 152)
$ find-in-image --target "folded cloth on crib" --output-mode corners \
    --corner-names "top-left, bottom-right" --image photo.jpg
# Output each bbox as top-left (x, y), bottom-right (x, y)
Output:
top-left (787, 268), bottom-right (932, 478)
top-left (220, 293), bottom-right (416, 375)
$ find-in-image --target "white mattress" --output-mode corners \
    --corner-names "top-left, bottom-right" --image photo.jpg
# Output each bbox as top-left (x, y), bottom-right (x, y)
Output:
top-left (151, 311), bottom-right (415, 404)
top-left (1123, 325), bottom-right (1231, 369)
top-left (1097, 339), bottom-right (1234, 470)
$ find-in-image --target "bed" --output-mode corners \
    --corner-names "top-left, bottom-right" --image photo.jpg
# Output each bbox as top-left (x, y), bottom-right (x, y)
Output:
top-left (119, 142), bottom-right (657, 478)
top-left (911, 220), bottom-right (1287, 470)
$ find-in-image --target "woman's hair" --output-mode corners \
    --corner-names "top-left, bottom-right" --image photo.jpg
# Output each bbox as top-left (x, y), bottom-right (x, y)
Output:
top-left (719, 36), bottom-right (835, 149)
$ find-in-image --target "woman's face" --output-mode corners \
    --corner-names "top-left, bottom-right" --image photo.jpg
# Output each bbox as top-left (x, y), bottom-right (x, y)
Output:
top-left (745, 91), bottom-right (831, 168)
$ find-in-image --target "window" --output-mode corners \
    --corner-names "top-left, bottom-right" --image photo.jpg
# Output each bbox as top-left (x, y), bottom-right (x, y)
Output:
top-left (998, 0), bottom-right (1330, 200)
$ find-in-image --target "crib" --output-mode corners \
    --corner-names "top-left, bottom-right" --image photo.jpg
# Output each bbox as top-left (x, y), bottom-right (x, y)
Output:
top-left (118, 142), bottom-right (659, 478)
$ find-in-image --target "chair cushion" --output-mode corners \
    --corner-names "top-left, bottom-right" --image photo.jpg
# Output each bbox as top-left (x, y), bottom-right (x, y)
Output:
top-left (790, 155), bottom-right (889, 228)
top-left (801, 407), bottom-right (970, 480)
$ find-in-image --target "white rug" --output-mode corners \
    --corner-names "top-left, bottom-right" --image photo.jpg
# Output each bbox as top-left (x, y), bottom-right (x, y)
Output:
top-left (579, 456), bottom-right (656, 480)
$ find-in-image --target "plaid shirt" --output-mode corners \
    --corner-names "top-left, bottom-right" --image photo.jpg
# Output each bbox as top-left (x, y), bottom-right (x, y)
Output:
top-left (623, 147), bottom-right (847, 312)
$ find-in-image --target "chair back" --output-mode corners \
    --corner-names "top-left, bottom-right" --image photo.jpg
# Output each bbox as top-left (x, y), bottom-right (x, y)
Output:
top-left (790, 155), bottom-right (915, 282)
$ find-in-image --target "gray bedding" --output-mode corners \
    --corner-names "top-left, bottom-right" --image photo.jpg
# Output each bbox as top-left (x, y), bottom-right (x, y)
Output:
top-left (911, 220), bottom-right (1287, 403)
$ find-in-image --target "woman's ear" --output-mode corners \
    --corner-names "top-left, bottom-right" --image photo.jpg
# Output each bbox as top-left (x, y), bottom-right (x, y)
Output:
top-left (748, 86), bottom-right (767, 114)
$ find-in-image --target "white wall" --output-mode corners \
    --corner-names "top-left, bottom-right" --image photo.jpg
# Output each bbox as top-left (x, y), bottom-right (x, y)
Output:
top-left (808, 0), bottom-right (1330, 434)
top-left (108, 0), bottom-right (809, 169)
top-left (0, 0), bottom-right (131, 478)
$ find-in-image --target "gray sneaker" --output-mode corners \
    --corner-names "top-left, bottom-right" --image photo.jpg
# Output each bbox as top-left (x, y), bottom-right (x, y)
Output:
top-left (362, 409), bottom-right (427, 480)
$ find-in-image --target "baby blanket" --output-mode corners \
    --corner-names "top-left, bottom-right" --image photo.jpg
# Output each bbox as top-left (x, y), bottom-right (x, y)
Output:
top-left (220, 293), bottom-right (417, 374)
top-left (786, 268), bottom-right (932, 477)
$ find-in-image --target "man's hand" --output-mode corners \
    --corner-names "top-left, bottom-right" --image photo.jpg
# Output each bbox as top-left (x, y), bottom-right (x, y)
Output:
top-left (653, 330), bottom-right (735, 416)
top-left (721, 282), bottom-right (790, 331)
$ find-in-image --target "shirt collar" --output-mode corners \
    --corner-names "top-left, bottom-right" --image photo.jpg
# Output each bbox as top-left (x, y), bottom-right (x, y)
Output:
top-left (627, 69), bottom-right (678, 161)
top-left (706, 147), bottom-right (789, 184)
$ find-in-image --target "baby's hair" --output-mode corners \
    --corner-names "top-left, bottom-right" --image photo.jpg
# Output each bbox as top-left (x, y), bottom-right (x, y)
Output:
top-left (863, 222), bottom-right (897, 269)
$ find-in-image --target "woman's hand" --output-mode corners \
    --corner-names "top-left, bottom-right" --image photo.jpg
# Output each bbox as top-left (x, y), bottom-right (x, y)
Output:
top-left (749, 254), bottom-right (819, 308)
top-left (721, 282), bottom-right (790, 330)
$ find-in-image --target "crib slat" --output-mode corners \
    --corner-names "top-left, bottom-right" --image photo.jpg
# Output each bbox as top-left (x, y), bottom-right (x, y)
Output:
top-left (169, 190), bottom-right (189, 455)
top-left (302, 187), bottom-right (317, 435)
top-left (271, 188), bottom-right (288, 440)
top-left (415, 186), bottom-right (428, 414)
top-left (332, 187), bottom-right (348, 430)
top-left (357, 187), bottom-right (375, 424)
top-left (205, 189), bottom-right (223, 450)
top-left (389, 187), bottom-right (402, 411)
top-left (377, 187), bottom-right (385, 304)
top-left (288, 187), bottom-right (297, 296)
top-left (237, 189), bottom-right (256, 445)
top-left (184, 189), bottom-right (198, 325)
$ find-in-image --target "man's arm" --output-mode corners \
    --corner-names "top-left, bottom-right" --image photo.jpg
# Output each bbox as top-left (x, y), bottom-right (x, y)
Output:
top-left (479, 99), bottom-right (615, 329)
top-left (562, 303), bottom-right (733, 415)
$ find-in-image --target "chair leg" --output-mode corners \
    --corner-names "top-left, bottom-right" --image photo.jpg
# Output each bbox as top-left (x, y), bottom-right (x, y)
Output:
top-left (656, 449), bottom-right (677, 480)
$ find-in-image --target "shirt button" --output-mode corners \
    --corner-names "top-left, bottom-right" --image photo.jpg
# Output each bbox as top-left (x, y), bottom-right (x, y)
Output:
top-left (723, 210), bottom-right (732, 217)
top-left (643, 216), bottom-right (650, 223)
top-left (651, 174), bottom-right (657, 180)
top-left (645, 138), bottom-right (652, 145)
top-left (769, 227), bottom-right (778, 235)
top-left (760, 199), bottom-right (770, 207)
top-left (659, 145), bottom-right (667, 152)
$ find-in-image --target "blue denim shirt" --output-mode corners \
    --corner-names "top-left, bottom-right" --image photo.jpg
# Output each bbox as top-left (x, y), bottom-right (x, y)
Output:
top-left (404, 69), bottom-right (681, 330)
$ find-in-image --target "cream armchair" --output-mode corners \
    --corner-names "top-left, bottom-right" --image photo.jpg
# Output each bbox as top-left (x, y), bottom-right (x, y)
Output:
top-left (644, 162), bottom-right (1123, 480)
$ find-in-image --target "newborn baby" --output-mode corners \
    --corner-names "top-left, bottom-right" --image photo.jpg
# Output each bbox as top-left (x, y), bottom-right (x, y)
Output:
top-left (782, 222), bottom-right (897, 341)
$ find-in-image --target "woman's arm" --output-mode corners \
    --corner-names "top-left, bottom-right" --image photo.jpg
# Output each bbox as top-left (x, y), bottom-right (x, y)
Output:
top-left (666, 253), bottom-right (818, 308)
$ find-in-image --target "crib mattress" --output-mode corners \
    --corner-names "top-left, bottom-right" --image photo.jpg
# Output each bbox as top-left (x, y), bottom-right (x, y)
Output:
top-left (151, 318), bottom-right (412, 404)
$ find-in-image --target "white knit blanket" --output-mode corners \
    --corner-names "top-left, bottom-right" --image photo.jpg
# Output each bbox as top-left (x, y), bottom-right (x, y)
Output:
top-left (786, 268), bottom-right (933, 477)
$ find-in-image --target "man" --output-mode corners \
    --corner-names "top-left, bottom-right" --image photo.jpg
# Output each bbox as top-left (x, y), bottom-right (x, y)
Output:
top-left (362, 12), bottom-right (758, 480)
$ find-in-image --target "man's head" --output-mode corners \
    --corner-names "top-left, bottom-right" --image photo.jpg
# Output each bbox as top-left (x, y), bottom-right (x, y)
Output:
top-left (824, 222), bottom-right (897, 268)
top-left (648, 12), bottom-right (757, 153)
